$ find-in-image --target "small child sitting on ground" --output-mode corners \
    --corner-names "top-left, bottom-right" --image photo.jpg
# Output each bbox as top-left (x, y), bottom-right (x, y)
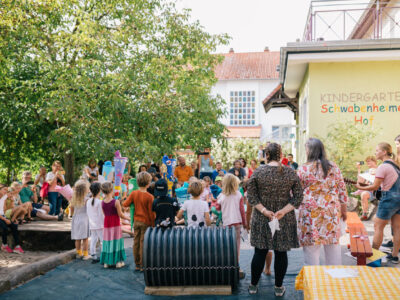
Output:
top-left (177, 180), bottom-right (211, 228)
top-left (0, 184), bottom-right (24, 253)
top-left (152, 179), bottom-right (180, 228)
top-left (199, 176), bottom-right (213, 204)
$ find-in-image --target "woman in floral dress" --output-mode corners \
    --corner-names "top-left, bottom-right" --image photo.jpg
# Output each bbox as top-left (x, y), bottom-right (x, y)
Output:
top-left (297, 138), bottom-right (348, 265)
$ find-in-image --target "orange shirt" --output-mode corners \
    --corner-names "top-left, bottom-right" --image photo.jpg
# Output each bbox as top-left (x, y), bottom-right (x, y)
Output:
top-left (174, 165), bottom-right (194, 182)
top-left (123, 190), bottom-right (155, 226)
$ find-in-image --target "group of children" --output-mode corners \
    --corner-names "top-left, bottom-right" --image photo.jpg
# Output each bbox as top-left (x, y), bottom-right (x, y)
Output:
top-left (69, 170), bottom-right (248, 272)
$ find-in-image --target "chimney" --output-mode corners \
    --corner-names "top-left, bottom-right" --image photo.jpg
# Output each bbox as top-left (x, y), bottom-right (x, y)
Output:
top-left (229, 48), bottom-right (234, 53)
top-left (264, 46), bottom-right (269, 52)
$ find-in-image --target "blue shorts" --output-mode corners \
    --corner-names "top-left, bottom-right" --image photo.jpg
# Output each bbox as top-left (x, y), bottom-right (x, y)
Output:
top-left (376, 191), bottom-right (400, 220)
top-left (31, 203), bottom-right (43, 217)
top-left (32, 203), bottom-right (43, 209)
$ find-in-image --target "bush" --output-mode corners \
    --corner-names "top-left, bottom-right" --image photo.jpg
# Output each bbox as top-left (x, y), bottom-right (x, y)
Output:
top-left (318, 122), bottom-right (378, 180)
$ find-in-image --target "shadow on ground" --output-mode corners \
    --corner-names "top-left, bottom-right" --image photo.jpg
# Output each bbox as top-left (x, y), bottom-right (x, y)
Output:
top-left (1, 248), bottom-right (304, 300)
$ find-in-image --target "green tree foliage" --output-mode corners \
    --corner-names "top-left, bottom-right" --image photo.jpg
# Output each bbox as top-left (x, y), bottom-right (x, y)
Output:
top-left (212, 139), bottom-right (261, 170)
top-left (319, 122), bottom-right (377, 179)
top-left (0, 0), bottom-right (229, 183)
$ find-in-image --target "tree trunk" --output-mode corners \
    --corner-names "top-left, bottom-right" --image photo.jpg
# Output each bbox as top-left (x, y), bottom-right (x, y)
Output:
top-left (64, 152), bottom-right (75, 185)
top-left (6, 166), bottom-right (11, 185)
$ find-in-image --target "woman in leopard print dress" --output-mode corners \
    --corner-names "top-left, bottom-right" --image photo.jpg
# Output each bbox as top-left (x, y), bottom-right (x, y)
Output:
top-left (247, 143), bottom-right (303, 296)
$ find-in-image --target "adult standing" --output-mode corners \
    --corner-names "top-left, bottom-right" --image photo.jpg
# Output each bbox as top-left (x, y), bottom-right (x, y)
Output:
top-left (228, 160), bottom-right (246, 181)
top-left (34, 166), bottom-right (47, 188)
top-left (248, 159), bottom-right (258, 178)
top-left (356, 142), bottom-right (400, 263)
top-left (190, 161), bottom-right (199, 178)
top-left (287, 154), bottom-right (298, 170)
top-left (84, 159), bottom-right (99, 183)
top-left (211, 162), bottom-right (226, 182)
top-left (174, 157), bottom-right (194, 185)
top-left (297, 138), bottom-right (348, 266)
top-left (138, 165), bottom-right (147, 173)
top-left (239, 158), bottom-right (249, 179)
top-left (198, 147), bottom-right (214, 179)
top-left (247, 143), bottom-right (303, 296)
top-left (46, 161), bottom-right (65, 216)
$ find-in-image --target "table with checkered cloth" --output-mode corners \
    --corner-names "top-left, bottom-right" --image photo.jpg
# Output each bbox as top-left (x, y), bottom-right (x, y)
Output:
top-left (295, 265), bottom-right (400, 299)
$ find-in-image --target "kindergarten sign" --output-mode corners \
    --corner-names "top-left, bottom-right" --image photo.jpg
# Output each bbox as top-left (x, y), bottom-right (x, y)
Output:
top-left (320, 91), bottom-right (400, 125)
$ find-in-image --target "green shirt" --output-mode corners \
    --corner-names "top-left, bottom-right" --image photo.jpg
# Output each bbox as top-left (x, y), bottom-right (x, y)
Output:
top-left (19, 187), bottom-right (34, 203)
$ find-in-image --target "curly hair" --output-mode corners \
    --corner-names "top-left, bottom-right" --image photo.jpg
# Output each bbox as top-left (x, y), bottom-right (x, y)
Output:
top-left (71, 180), bottom-right (89, 208)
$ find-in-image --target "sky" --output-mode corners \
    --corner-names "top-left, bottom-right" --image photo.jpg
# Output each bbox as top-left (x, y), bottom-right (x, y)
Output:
top-left (176, 0), bottom-right (313, 53)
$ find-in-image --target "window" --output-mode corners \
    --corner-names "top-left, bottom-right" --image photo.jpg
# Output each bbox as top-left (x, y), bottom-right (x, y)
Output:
top-left (271, 125), bottom-right (295, 141)
top-left (229, 90), bottom-right (256, 126)
top-left (282, 127), bottom-right (290, 140)
top-left (272, 126), bottom-right (280, 140)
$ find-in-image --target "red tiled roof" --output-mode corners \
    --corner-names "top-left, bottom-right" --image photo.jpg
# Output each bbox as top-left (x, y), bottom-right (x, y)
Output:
top-left (215, 51), bottom-right (280, 80)
top-left (225, 126), bottom-right (261, 138)
top-left (262, 84), bottom-right (282, 105)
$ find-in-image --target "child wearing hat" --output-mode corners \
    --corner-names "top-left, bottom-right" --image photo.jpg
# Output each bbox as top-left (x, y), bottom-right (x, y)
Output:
top-left (152, 179), bottom-right (180, 228)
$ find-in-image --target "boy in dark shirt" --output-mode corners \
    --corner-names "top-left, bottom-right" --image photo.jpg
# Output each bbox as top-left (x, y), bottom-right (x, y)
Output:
top-left (152, 179), bottom-right (180, 228)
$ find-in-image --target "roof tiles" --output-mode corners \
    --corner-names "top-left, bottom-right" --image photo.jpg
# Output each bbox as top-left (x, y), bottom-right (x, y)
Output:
top-left (225, 125), bottom-right (261, 138)
top-left (215, 51), bottom-right (280, 80)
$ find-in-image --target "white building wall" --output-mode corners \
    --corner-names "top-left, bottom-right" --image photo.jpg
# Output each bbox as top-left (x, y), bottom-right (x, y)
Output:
top-left (211, 79), bottom-right (296, 141)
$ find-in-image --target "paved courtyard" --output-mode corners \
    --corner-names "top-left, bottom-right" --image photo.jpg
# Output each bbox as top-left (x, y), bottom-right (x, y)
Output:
top-left (1, 220), bottom-right (396, 300)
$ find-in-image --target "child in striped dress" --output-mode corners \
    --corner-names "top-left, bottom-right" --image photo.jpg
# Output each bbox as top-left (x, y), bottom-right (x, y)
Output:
top-left (100, 182), bottom-right (129, 268)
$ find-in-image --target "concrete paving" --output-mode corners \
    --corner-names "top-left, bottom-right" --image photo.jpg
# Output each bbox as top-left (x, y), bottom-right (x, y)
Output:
top-left (1, 220), bottom-right (397, 299)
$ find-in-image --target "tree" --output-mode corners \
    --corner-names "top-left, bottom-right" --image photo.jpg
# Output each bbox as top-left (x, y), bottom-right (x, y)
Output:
top-left (212, 138), bottom-right (261, 170)
top-left (0, 0), bottom-right (229, 183)
top-left (319, 122), bottom-right (377, 179)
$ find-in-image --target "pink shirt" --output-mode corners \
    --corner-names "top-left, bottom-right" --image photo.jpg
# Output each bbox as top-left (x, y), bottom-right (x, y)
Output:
top-left (375, 160), bottom-right (399, 191)
top-left (46, 172), bottom-right (65, 192)
top-left (217, 191), bottom-right (246, 227)
top-left (199, 186), bottom-right (211, 202)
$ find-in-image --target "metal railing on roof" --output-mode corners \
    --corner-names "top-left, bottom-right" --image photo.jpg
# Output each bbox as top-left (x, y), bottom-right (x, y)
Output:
top-left (303, 0), bottom-right (400, 41)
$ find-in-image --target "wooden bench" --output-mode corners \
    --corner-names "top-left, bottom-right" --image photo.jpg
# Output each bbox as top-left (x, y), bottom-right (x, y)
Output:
top-left (346, 212), bottom-right (373, 265)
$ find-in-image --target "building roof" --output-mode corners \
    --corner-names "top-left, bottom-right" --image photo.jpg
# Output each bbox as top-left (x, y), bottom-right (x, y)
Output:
top-left (225, 126), bottom-right (261, 138)
top-left (279, 38), bottom-right (400, 97)
top-left (215, 51), bottom-right (280, 80)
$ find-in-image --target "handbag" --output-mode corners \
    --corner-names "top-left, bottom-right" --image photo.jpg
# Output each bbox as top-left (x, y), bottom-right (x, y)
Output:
top-left (375, 161), bottom-right (400, 200)
top-left (374, 188), bottom-right (382, 200)
top-left (40, 182), bottom-right (49, 198)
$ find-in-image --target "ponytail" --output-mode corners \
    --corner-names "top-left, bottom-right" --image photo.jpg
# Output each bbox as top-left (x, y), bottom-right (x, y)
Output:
top-left (91, 197), bottom-right (95, 206)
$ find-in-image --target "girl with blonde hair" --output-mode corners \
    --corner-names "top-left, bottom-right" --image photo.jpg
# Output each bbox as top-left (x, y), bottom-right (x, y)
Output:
top-left (218, 174), bottom-right (247, 276)
top-left (71, 180), bottom-right (90, 260)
